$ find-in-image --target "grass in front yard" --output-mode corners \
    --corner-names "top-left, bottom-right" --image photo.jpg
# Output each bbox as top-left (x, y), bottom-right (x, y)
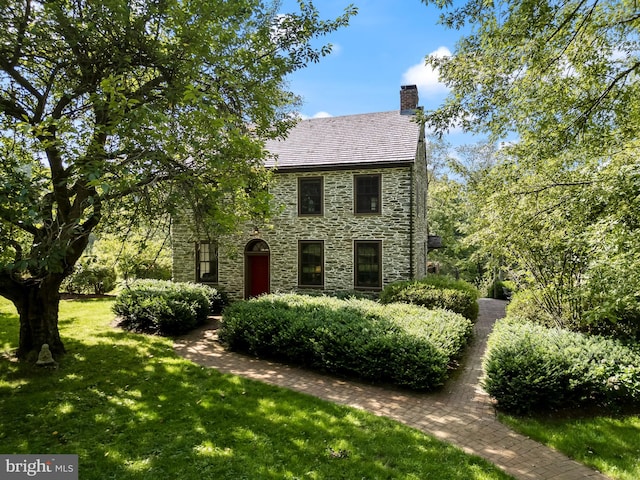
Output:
top-left (500, 413), bottom-right (640, 480)
top-left (0, 297), bottom-right (512, 479)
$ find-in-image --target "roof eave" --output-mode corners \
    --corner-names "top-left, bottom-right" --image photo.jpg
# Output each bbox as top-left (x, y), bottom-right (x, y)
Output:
top-left (267, 159), bottom-right (415, 173)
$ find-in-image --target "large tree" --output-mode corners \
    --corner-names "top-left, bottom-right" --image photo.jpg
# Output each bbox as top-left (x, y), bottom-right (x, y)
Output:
top-left (422, 0), bottom-right (639, 149)
top-left (0, 0), bottom-right (355, 361)
top-left (421, 0), bottom-right (640, 334)
top-left (426, 139), bottom-right (496, 285)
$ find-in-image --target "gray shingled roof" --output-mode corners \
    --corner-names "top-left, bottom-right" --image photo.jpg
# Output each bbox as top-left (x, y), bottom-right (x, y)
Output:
top-left (264, 110), bottom-right (422, 170)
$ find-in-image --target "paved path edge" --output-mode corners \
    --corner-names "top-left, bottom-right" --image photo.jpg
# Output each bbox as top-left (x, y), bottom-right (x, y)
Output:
top-left (174, 298), bottom-right (611, 480)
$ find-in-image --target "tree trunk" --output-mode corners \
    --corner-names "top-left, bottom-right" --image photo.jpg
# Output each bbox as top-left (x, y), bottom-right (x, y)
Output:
top-left (15, 279), bottom-right (65, 362)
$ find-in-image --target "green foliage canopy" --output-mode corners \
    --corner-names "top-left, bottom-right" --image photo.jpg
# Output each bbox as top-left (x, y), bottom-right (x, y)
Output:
top-left (426, 139), bottom-right (496, 284)
top-left (0, 0), bottom-right (355, 283)
top-left (422, 0), bottom-right (639, 152)
top-left (0, 0), bottom-right (355, 359)
top-left (422, 0), bottom-right (640, 333)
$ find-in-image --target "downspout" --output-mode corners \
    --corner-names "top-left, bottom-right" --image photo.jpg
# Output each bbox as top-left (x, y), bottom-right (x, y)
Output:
top-left (409, 162), bottom-right (414, 280)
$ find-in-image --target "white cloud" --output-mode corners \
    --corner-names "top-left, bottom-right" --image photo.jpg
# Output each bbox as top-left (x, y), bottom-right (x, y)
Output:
top-left (328, 43), bottom-right (343, 56)
top-left (297, 111), bottom-right (333, 120)
top-left (402, 46), bottom-right (451, 96)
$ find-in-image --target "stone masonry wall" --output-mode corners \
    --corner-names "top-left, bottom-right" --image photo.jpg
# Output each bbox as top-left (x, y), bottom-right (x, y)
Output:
top-left (172, 164), bottom-right (427, 300)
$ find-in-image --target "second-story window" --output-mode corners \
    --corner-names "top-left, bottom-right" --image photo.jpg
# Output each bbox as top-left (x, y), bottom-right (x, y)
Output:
top-left (298, 177), bottom-right (323, 216)
top-left (354, 174), bottom-right (381, 214)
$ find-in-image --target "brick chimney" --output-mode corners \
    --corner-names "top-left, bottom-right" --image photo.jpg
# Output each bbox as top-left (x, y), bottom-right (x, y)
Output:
top-left (400, 84), bottom-right (419, 114)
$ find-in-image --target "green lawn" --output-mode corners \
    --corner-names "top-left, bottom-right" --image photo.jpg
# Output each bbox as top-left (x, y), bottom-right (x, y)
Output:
top-left (0, 297), bottom-right (512, 479)
top-left (500, 412), bottom-right (640, 480)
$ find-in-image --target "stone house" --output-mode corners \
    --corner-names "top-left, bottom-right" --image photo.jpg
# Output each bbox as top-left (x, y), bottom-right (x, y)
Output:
top-left (172, 85), bottom-right (429, 300)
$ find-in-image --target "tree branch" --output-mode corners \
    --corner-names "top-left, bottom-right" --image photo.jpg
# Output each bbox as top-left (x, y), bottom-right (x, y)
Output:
top-left (79, 194), bottom-right (102, 233)
top-left (7, 239), bottom-right (23, 263)
top-left (545, 0), bottom-right (590, 47)
top-left (43, 138), bottom-right (72, 223)
top-left (102, 173), bottom-right (173, 202)
top-left (0, 63), bottom-right (44, 104)
top-left (35, 66), bottom-right (64, 122)
top-left (0, 272), bottom-right (23, 303)
top-left (9, 0), bottom-right (32, 67)
top-left (130, 75), bottom-right (166, 104)
top-left (613, 11), bottom-right (640, 26)
top-left (0, 96), bottom-right (29, 121)
top-left (513, 180), bottom-right (595, 195)
top-left (546, 0), bottom-right (597, 71)
top-left (572, 60), bottom-right (640, 129)
top-left (511, 196), bottom-right (574, 232)
top-left (0, 210), bottom-right (39, 235)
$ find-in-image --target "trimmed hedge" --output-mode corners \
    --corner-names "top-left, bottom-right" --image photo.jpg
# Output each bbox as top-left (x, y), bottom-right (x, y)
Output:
top-left (380, 275), bottom-right (479, 321)
top-left (483, 318), bottom-right (640, 414)
top-left (219, 293), bottom-right (473, 390)
top-left (113, 280), bottom-right (227, 336)
top-left (418, 274), bottom-right (479, 300)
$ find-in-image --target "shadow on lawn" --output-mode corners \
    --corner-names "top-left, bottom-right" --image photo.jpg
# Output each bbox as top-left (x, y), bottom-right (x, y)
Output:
top-left (0, 303), bottom-right (509, 480)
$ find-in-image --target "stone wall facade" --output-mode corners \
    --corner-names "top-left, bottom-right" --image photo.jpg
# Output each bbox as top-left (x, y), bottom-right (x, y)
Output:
top-left (173, 157), bottom-right (429, 300)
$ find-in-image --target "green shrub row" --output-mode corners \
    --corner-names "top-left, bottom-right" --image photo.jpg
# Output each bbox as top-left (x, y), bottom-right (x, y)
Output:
top-left (507, 288), bottom-right (640, 341)
top-left (484, 279), bottom-right (514, 300)
top-left (505, 289), bottom-right (557, 326)
top-left (113, 280), bottom-right (228, 336)
top-left (483, 318), bottom-right (640, 414)
top-left (219, 293), bottom-right (473, 391)
top-left (380, 275), bottom-right (479, 321)
top-left (61, 261), bottom-right (117, 295)
top-left (417, 274), bottom-right (480, 300)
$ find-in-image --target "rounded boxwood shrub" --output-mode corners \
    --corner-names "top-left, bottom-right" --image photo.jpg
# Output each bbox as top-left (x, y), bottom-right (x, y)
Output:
top-left (219, 293), bottom-right (473, 391)
top-left (113, 280), bottom-right (226, 336)
top-left (380, 277), bottom-right (479, 321)
top-left (483, 318), bottom-right (640, 414)
top-left (418, 274), bottom-right (479, 300)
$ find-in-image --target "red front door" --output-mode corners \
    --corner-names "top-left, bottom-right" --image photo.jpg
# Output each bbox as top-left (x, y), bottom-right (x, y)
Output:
top-left (247, 254), bottom-right (270, 298)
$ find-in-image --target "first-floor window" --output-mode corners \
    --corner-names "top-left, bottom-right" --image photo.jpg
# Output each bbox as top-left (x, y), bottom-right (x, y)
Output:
top-left (196, 241), bottom-right (218, 283)
top-left (354, 240), bottom-right (382, 289)
top-left (299, 240), bottom-right (324, 287)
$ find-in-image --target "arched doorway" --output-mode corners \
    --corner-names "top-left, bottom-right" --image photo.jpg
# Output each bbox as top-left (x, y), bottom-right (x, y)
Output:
top-left (245, 239), bottom-right (270, 298)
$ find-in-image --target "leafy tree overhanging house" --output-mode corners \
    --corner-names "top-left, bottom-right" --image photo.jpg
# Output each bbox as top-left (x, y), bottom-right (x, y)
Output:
top-left (172, 85), bottom-right (430, 299)
top-left (0, 0), bottom-right (355, 361)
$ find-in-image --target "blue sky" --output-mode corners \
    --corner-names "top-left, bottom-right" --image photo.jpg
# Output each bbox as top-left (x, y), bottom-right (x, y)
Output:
top-left (278, 0), bottom-right (484, 146)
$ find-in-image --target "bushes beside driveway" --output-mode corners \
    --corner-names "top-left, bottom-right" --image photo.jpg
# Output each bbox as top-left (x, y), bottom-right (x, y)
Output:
top-left (483, 318), bottom-right (640, 414)
top-left (380, 275), bottom-right (479, 321)
top-left (219, 293), bottom-right (473, 391)
top-left (113, 280), bottom-right (227, 336)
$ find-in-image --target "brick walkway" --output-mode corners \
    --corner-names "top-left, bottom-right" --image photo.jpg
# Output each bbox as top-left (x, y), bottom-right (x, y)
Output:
top-left (174, 299), bottom-right (610, 480)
